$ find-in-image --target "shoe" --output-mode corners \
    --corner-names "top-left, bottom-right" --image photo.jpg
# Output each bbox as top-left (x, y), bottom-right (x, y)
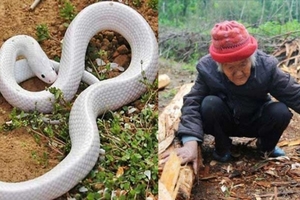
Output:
top-left (256, 138), bottom-right (285, 157)
top-left (267, 146), bottom-right (285, 157)
top-left (212, 150), bottom-right (231, 162)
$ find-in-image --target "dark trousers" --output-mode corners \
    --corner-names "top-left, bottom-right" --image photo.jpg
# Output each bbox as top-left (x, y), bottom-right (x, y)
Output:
top-left (201, 95), bottom-right (292, 155)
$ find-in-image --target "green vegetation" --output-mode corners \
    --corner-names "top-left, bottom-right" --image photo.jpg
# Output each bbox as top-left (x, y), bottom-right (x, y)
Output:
top-left (159, 0), bottom-right (300, 30)
top-left (159, 0), bottom-right (300, 62)
top-left (36, 24), bottom-right (50, 42)
top-left (35, 1), bottom-right (76, 43)
top-left (182, 62), bottom-right (197, 73)
top-left (31, 151), bottom-right (49, 167)
top-left (36, 23), bottom-right (62, 43)
top-left (132, 0), bottom-right (141, 7)
top-left (148, 0), bottom-right (158, 10)
top-left (161, 88), bottom-right (178, 99)
top-left (1, 87), bottom-right (72, 155)
top-left (59, 0), bottom-right (77, 27)
top-left (247, 20), bottom-right (300, 37)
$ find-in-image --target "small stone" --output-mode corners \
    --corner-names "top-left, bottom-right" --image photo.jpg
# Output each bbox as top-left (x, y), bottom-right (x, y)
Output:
top-left (78, 186), bottom-right (88, 193)
top-left (96, 58), bottom-right (106, 66)
top-left (92, 183), bottom-right (104, 190)
top-left (116, 34), bottom-right (127, 44)
top-left (113, 55), bottom-right (130, 68)
top-left (128, 106), bottom-right (138, 114)
top-left (112, 38), bottom-right (118, 46)
top-left (104, 31), bottom-right (114, 41)
top-left (58, 24), bottom-right (65, 32)
top-left (116, 44), bottom-right (129, 54)
top-left (95, 33), bottom-right (103, 41)
top-left (101, 38), bottom-right (110, 50)
top-left (210, 160), bottom-right (217, 166)
top-left (95, 39), bottom-right (101, 48)
top-left (112, 51), bottom-right (120, 58)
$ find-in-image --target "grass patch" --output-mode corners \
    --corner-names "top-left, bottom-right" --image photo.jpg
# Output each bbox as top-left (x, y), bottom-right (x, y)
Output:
top-left (182, 62), bottom-right (197, 73)
top-left (36, 24), bottom-right (50, 42)
top-left (160, 88), bottom-right (177, 100)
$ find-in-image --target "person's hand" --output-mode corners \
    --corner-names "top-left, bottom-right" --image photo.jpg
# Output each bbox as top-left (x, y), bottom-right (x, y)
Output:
top-left (160, 140), bottom-right (199, 175)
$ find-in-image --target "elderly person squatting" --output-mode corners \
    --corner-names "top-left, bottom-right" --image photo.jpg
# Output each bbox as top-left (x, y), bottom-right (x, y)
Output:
top-left (161, 21), bottom-right (300, 174)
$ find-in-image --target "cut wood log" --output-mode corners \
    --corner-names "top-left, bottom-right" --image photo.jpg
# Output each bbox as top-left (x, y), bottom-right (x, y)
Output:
top-left (159, 83), bottom-right (203, 200)
top-left (158, 83), bottom-right (193, 146)
top-left (160, 151), bottom-right (181, 199)
top-left (158, 74), bottom-right (171, 89)
top-left (159, 180), bottom-right (174, 200)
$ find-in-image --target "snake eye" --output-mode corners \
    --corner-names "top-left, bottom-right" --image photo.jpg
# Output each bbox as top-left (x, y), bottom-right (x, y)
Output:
top-left (41, 74), bottom-right (45, 78)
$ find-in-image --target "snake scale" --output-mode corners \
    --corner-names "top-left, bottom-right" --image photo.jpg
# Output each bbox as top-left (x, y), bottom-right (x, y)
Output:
top-left (0, 1), bottom-right (158, 199)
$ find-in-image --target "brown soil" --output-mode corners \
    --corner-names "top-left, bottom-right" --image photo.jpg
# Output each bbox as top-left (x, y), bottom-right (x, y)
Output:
top-left (0, 0), bottom-right (157, 186)
top-left (159, 60), bottom-right (300, 199)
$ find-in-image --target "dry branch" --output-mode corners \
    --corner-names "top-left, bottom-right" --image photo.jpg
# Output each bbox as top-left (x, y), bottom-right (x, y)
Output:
top-left (30, 0), bottom-right (41, 10)
top-left (159, 30), bottom-right (209, 61)
top-left (273, 38), bottom-right (300, 68)
top-left (158, 83), bottom-right (194, 151)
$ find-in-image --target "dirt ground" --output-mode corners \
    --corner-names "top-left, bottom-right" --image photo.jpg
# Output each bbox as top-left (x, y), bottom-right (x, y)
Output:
top-left (159, 59), bottom-right (300, 199)
top-left (0, 0), bottom-right (157, 186)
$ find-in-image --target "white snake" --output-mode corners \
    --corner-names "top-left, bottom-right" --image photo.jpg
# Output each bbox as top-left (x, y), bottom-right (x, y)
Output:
top-left (0, 2), bottom-right (158, 199)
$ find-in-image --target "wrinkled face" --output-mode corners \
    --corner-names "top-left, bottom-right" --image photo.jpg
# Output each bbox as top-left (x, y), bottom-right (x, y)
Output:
top-left (221, 58), bottom-right (251, 86)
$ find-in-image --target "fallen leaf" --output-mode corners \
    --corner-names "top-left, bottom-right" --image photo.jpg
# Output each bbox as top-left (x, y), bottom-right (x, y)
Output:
top-left (265, 169), bottom-right (279, 177)
top-left (266, 156), bottom-right (290, 161)
top-left (78, 186), bottom-right (88, 193)
top-left (288, 139), bottom-right (300, 146)
top-left (229, 170), bottom-right (241, 178)
top-left (255, 181), bottom-right (271, 188)
top-left (210, 160), bottom-right (217, 166)
top-left (220, 185), bottom-right (227, 192)
top-left (219, 177), bottom-right (232, 185)
top-left (144, 170), bottom-right (151, 180)
top-left (277, 140), bottom-right (289, 147)
top-left (226, 164), bottom-right (233, 173)
top-left (116, 166), bottom-right (125, 178)
top-left (254, 194), bottom-right (262, 200)
top-left (233, 183), bottom-right (245, 188)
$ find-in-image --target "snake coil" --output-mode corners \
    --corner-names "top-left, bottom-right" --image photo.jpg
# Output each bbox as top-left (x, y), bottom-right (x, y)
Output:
top-left (0, 2), bottom-right (157, 199)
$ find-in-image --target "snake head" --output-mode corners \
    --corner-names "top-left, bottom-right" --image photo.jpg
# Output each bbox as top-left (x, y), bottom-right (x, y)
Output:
top-left (28, 56), bottom-right (58, 84)
top-left (40, 64), bottom-right (57, 84)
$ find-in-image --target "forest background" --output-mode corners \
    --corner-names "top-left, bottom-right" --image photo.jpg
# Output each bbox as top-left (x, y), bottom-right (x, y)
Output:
top-left (159, 0), bottom-right (300, 64)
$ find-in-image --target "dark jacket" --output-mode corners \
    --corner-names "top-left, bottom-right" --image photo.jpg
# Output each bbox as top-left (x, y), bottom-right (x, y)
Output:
top-left (177, 50), bottom-right (300, 142)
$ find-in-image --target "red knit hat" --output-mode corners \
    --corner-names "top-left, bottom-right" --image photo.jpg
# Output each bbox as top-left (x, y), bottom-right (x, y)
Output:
top-left (209, 21), bottom-right (257, 63)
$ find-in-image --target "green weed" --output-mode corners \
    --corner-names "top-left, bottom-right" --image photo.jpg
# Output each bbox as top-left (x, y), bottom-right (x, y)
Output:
top-left (148, 0), bottom-right (158, 10)
top-left (161, 88), bottom-right (177, 99)
top-left (182, 62), bottom-right (197, 73)
top-left (36, 24), bottom-right (62, 43)
top-left (133, 0), bottom-right (142, 7)
top-left (59, 0), bottom-right (77, 27)
top-left (31, 151), bottom-right (49, 167)
top-left (36, 24), bottom-right (50, 42)
top-left (1, 87), bottom-right (71, 155)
